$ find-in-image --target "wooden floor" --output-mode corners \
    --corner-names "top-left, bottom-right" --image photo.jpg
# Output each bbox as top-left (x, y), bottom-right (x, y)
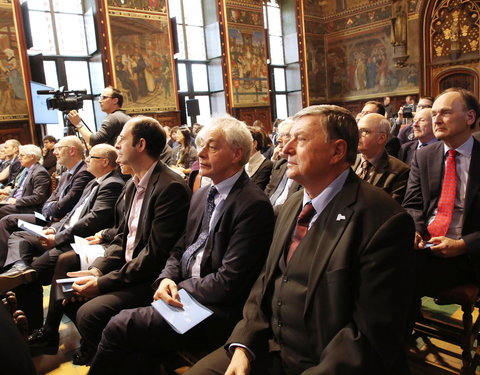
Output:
top-left (32, 291), bottom-right (480, 375)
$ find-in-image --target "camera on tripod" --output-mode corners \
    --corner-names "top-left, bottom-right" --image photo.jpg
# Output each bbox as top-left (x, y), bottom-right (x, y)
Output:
top-left (37, 87), bottom-right (94, 112)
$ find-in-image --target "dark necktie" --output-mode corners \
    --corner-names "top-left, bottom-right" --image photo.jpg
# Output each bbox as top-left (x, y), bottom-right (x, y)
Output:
top-left (181, 186), bottom-right (218, 277)
top-left (356, 160), bottom-right (371, 180)
top-left (427, 149), bottom-right (457, 238)
top-left (286, 202), bottom-right (316, 263)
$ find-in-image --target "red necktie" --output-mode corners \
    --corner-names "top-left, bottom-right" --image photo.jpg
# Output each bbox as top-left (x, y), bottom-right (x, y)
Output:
top-left (286, 202), bottom-right (316, 263)
top-left (427, 149), bottom-right (457, 238)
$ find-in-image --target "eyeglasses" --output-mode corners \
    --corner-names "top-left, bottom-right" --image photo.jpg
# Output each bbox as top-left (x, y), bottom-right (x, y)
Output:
top-left (87, 155), bottom-right (108, 160)
top-left (99, 95), bottom-right (112, 100)
top-left (278, 133), bottom-right (291, 141)
top-left (116, 135), bottom-right (126, 144)
top-left (417, 104), bottom-right (432, 109)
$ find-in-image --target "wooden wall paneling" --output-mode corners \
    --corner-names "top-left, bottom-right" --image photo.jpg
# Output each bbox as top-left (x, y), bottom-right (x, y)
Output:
top-left (96, 0), bottom-right (113, 86)
top-left (233, 106), bottom-right (272, 132)
top-left (296, 0), bottom-right (308, 108)
top-left (147, 110), bottom-right (181, 128)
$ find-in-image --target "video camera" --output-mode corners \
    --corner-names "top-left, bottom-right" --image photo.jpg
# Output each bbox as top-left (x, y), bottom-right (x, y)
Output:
top-left (36, 87), bottom-right (95, 112)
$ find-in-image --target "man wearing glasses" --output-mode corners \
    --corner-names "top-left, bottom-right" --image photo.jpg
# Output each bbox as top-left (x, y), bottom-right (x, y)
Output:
top-left (354, 113), bottom-right (410, 203)
top-left (67, 86), bottom-right (131, 147)
top-left (397, 96), bottom-right (434, 144)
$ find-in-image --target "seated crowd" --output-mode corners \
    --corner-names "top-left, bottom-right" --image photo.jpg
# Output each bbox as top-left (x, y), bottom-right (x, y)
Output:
top-left (1, 86), bottom-right (479, 375)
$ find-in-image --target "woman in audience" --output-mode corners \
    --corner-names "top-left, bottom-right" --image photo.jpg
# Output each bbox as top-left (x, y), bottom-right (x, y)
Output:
top-left (246, 126), bottom-right (273, 190)
top-left (172, 126), bottom-right (197, 176)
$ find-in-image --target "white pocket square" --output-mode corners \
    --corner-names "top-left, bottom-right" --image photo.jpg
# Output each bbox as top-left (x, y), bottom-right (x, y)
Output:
top-left (336, 214), bottom-right (346, 221)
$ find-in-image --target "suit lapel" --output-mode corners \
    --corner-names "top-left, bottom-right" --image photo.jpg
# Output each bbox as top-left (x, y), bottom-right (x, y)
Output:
top-left (427, 142), bottom-right (444, 201)
top-left (262, 192), bottom-right (303, 292)
top-left (303, 177), bottom-right (357, 312)
top-left (368, 152), bottom-right (388, 186)
top-left (464, 139), bottom-right (480, 224)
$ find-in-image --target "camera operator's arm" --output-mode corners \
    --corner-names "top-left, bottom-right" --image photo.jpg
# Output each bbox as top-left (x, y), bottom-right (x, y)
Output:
top-left (68, 110), bottom-right (93, 143)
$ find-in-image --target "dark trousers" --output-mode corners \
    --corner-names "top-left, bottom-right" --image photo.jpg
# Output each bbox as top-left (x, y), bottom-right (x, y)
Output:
top-left (67, 282), bottom-right (154, 358)
top-left (0, 213), bottom-right (37, 267)
top-left (88, 306), bottom-right (231, 375)
top-left (184, 346), bottom-right (286, 375)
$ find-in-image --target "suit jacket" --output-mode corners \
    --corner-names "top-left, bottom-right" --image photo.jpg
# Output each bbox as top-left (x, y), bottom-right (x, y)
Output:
top-left (5, 156), bottom-right (22, 186)
top-left (250, 158), bottom-right (273, 191)
top-left (403, 138), bottom-right (480, 272)
top-left (42, 149), bottom-right (57, 175)
top-left (398, 140), bottom-right (418, 166)
top-left (264, 158), bottom-right (301, 198)
top-left (158, 171), bottom-right (274, 323)
top-left (14, 163), bottom-right (51, 210)
top-left (41, 161), bottom-right (94, 221)
top-left (228, 171), bottom-right (415, 375)
top-left (52, 170), bottom-right (124, 247)
top-left (92, 162), bottom-right (191, 293)
top-left (353, 151), bottom-right (410, 203)
top-left (89, 110), bottom-right (131, 146)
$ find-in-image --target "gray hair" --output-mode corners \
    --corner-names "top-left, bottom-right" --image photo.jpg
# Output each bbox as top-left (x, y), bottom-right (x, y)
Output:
top-left (196, 115), bottom-right (253, 166)
top-left (293, 105), bottom-right (359, 165)
top-left (20, 144), bottom-right (42, 162)
top-left (60, 136), bottom-right (85, 156)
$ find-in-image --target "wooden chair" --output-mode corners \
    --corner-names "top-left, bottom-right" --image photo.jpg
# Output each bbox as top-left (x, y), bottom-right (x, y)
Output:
top-left (414, 284), bottom-right (480, 374)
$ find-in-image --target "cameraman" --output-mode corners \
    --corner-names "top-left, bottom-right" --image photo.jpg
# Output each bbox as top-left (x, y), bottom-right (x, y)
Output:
top-left (67, 86), bottom-right (130, 147)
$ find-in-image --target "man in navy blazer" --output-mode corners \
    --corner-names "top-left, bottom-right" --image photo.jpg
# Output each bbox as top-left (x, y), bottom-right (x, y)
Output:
top-left (87, 115), bottom-right (275, 375)
top-left (403, 88), bottom-right (480, 297)
top-left (0, 144), bottom-right (51, 219)
top-left (188, 105), bottom-right (415, 375)
top-left (398, 108), bottom-right (437, 166)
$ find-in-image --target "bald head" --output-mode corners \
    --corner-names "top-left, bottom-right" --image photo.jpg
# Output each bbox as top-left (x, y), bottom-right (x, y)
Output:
top-left (357, 113), bottom-right (390, 159)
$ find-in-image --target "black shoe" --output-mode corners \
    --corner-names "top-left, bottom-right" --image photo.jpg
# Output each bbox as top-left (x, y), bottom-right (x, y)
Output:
top-left (0, 261), bottom-right (36, 292)
top-left (28, 327), bottom-right (59, 356)
top-left (72, 348), bottom-right (94, 366)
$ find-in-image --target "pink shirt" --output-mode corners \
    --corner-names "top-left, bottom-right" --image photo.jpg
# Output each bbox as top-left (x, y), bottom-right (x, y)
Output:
top-left (125, 162), bottom-right (157, 262)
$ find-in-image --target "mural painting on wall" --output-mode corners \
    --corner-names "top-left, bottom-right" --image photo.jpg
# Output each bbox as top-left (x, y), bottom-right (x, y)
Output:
top-left (107, 0), bottom-right (166, 13)
top-left (0, 4), bottom-right (28, 122)
top-left (227, 7), bottom-right (263, 27)
top-left (431, 0), bottom-right (479, 62)
top-left (228, 28), bottom-right (269, 107)
top-left (226, 0), bottom-right (262, 6)
top-left (326, 26), bottom-right (418, 100)
top-left (306, 37), bottom-right (326, 102)
top-left (109, 11), bottom-right (176, 112)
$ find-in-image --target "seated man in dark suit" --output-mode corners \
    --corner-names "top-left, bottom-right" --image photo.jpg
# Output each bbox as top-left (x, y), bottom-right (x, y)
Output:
top-left (0, 136), bottom-right (94, 268)
top-left (0, 144), bottom-right (51, 219)
top-left (265, 119), bottom-right (301, 209)
top-left (356, 100), bottom-right (400, 157)
top-left (402, 88), bottom-right (480, 309)
top-left (45, 116), bottom-right (191, 365)
top-left (187, 105), bottom-right (415, 375)
top-left (0, 139), bottom-right (22, 187)
top-left (0, 144), bottom-right (124, 329)
top-left (398, 108), bottom-right (437, 166)
top-left (354, 113), bottom-right (410, 203)
top-left (42, 135), bottom-right (57, 175)
top-left (87, 115), bottom-right (275, 375)
top-left (246, 126), bottom-right (273, 190)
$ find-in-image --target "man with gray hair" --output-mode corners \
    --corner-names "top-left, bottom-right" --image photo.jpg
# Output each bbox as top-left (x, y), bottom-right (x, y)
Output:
top-left (187, 105), bottom-right (415, 375)
top-left (354, 113), bottom-right (410, 203)
top-left (88, 115), bottom-right (275, 374)
top-left (0, 144), bottom-right (50, 219)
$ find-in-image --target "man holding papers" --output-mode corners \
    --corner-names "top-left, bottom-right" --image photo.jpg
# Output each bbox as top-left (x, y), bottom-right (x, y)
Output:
top-left (51, 116), bottom-right (191, 366)
top-left (88, 115), bottom-right (274, 375)
top-left (0, 136), bottom-right (93, 269)
top-left (0, 144), bottom-right (123, 329)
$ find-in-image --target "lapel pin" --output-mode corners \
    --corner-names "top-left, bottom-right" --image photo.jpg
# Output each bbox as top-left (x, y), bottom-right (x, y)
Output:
top-left (336, 214), bottom-right (346, 221)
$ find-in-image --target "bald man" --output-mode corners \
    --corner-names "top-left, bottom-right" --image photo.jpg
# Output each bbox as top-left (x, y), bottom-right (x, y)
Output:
top-left (353, 113), bottom-right (410, 203)
top-left (398, 108), bottom-right (437, 166)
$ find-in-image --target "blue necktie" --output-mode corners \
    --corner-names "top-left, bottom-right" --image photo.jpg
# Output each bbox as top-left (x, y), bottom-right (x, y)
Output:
top-left (181, 186), bottom-right (218, 277)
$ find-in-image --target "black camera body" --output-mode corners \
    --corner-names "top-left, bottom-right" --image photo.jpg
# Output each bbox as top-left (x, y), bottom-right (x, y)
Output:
top-left (403, 105), bottom-right (414, 119)
top-left (37, 88), bottom-right (89, 112)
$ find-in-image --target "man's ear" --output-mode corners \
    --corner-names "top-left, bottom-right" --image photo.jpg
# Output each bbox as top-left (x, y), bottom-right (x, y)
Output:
top-left (330, 139), bottom-right (347, 164)
top-left (135, 138), bottom-right (147, 152)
